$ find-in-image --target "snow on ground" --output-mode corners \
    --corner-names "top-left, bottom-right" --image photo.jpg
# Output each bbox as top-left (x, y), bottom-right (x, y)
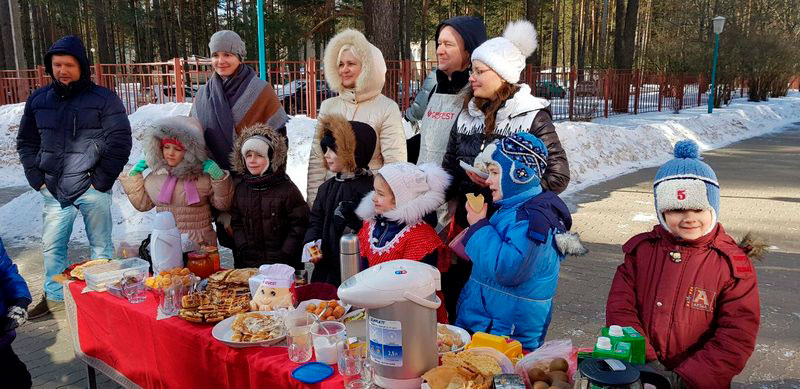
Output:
top-left (0, 92), bottom-right (798, 245)
top-left (559, 91), bottom-right (800, 194)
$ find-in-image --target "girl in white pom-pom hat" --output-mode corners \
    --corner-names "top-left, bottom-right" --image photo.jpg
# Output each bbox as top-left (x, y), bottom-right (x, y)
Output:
top-left (440, 19), bottom-right (571, 322)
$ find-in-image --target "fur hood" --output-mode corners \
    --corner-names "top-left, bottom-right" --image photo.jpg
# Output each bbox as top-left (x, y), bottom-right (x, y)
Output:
top-left (356, 163), bottom-right (451, 225)
top-left (323, 29), bottom-right (387, 103)
top-left (466, 84), bottom-right (550, 122)
top-left (316, 114), bottom-right (377, 172)
top-left (143, 116), bottom-right (207, 179)
top-left (229, 124), bottom-right (288, 176)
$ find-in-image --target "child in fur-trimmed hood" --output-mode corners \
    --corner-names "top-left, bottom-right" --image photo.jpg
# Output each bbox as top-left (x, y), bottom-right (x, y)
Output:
top-left (302, 114), bottom-right (377, 286)
top-left (119, 116), bottom-right (233, 246)
top-left (355, 162), bottom-right (451, 322)
top-left (228, 124), bottom-right (309, 269)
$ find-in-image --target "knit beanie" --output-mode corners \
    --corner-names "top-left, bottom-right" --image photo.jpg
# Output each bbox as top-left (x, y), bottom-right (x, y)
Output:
top-left (482, 132), bottom-right (548, 200)
top-left (653, 140), bottom-right (720, 235)
top-left (209, 30), bottom-right (246, 59)
top-left (241, 135), bottom-right (272, 175)
top-left (359, 162), bottom-right (451, 224)
top-left (435, 16), bottom-right (488, 54)
top-left (471, 20), bottom-right (538, 84)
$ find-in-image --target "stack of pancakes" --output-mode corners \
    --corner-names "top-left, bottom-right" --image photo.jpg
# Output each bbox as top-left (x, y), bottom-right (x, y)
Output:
top-left (178, 268), bottom-right (258, 323)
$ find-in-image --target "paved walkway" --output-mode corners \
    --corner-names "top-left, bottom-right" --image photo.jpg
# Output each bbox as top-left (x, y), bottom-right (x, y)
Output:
top-left (4, 124), bottom-right (799, 388)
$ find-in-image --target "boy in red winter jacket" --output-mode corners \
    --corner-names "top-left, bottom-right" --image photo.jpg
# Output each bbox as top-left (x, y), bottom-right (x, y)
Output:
top-left (606, 140), bottom-right (760, 389)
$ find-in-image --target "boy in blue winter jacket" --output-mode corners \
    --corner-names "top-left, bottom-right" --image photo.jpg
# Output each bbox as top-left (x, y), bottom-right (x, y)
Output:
top-left (455, 132), bottom-right (585, 350)
top-left (0, 237), bottom-right (33, 388)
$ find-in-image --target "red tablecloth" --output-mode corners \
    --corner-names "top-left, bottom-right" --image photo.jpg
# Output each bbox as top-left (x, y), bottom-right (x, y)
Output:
top-left (66, 281), bottom-right (345, 388)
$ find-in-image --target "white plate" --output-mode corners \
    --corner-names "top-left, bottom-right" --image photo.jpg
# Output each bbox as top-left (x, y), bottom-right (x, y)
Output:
top-left (211, 311), bottom-right (286, 348)
top-left (438, 324), bottom-right (471, 355)
top-left (295, 299), bottom-right (352, 322)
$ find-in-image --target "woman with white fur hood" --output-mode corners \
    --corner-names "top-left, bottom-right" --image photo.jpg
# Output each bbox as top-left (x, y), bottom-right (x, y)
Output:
top-left (355, 162), bottom-right (451, 322)
top-left (306, 29), bottom-right (408, 207)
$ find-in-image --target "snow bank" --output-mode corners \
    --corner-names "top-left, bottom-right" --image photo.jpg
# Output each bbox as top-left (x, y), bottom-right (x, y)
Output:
top-left (0, 93), bottom-right (798, 245)
top-left (559, 92), bottom-right (800, 194)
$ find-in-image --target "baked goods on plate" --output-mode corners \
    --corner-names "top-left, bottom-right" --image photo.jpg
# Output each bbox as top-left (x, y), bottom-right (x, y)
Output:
top-left (297, 299), bottom-right (351, 321)
top-left (211, 311), bottom-right (286, 348)
top-left (437, 324), bottom-right (470, 354)
top-left (423, 349), bottom-right (503, 389)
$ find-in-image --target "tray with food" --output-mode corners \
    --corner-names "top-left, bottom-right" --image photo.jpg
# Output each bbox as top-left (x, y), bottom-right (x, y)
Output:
top-left (211, 311), bottom-right (286, 348)
top-left (55, 259), bottom-right (111, 282)
top-left (423, 348), bottom-right (505, 389)
top-left (84, 258), bottom-right (149, 291)
top-left (437, 324), bottom-right (471, 354)
top-left (297, 299), bottom-right (351, 321)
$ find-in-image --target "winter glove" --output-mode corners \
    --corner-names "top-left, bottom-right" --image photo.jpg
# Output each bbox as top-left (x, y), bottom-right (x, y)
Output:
top-left (203, 160), bottom-right (225, 180)
top-left (333, 201), bottom-right (361, 233)
top-left (302, 239), bottom-right (322, 263)
top-left (4, 306), bottom-right (27, 332)
top-left (129, 159), bottom-right (148, 176)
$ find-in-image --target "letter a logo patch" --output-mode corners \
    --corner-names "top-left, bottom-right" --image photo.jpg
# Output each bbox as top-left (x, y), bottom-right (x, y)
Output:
top-left (686, 286), bottom-right (715, 312)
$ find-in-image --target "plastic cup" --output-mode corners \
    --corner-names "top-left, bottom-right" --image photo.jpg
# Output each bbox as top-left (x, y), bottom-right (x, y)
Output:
top-left (311, 321), bottom-right (346, 365)
top-left (285, 311), bottom-right (316, 363)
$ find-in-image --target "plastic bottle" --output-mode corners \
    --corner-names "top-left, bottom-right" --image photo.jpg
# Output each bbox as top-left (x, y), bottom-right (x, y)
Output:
top-left (593, 336), bottom-right (615, 359)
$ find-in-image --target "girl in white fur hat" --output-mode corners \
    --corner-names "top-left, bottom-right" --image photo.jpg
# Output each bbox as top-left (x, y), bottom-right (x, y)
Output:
top-left (355, 162), bottom-right (451, 322)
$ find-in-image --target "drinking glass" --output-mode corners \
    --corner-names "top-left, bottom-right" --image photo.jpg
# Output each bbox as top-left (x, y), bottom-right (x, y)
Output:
top-left (121, 269), bottom-right (146, 304)
top-left (337, 339), bottom-right (368, 389)
top-left (285, 311), bottom-right (315, 363)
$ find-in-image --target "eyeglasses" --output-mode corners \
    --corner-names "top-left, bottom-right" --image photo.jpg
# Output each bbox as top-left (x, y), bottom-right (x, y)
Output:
top-left (469, 68), bottom-right (491, 77)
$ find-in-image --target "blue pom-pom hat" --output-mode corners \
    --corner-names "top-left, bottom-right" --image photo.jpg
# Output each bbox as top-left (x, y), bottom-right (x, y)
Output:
top-left (653, 140), bottom-right (720, 236)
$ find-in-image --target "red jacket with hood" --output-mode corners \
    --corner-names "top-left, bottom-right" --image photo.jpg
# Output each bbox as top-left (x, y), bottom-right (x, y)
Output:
top-left (606, 224), bottom-right (759, 388)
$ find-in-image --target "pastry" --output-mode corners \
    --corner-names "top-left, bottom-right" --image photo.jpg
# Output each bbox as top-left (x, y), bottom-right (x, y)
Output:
top-left (466, 193), bottom-right (485, 212)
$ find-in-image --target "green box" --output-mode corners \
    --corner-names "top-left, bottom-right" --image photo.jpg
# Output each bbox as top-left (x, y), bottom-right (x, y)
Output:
top-left (601, 326), bottom-right (646, 365)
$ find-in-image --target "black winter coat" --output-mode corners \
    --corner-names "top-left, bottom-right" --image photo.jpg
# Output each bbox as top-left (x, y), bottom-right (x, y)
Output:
top-left (443, 107), bottom-right (570, 228)
top-left (16, 36), bottom-right (131, 206)
top-left (230, 174), bottom-right (309, 269)
top-left (304, 173), bottom-right (374, 286)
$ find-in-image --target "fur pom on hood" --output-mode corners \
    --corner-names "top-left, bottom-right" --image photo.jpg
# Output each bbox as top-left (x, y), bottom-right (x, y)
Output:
top-left (356, 163), bottom-right (451, 225)
top-left (323, 29), bottom-right (387, 103)
top-left (229, 124), bottom-right (288, 176)
top-left (738, 232), bottom-right (768, 261)
top-left (143, 116), bottom-right (207, 179)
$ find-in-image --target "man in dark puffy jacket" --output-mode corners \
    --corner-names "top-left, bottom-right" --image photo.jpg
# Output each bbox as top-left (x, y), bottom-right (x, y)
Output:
top-left (16, 36), bottom-right (132, 318)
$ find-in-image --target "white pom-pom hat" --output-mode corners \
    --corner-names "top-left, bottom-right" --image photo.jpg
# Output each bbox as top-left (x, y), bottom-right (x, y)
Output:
top-left (471, 20), bottom-right (538, 84)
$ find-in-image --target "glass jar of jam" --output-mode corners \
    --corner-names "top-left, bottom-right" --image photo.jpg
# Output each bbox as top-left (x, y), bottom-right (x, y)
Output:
top-left (186, 250), bottom-right (214, 279)
top-left (202, 245), bottom-right (221, 271)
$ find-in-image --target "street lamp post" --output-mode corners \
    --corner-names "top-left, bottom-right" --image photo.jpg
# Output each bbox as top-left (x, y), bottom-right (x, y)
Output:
top-left (708, 16), bottom-right (725, 113)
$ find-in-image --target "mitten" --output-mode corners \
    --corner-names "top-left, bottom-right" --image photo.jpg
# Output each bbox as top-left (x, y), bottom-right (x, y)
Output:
top-left (203, 160), bottom-right (225, 180)
top-left (4, 306), bottom-right (27, 331)
top-left (129, 159), bottom-right (148, 176)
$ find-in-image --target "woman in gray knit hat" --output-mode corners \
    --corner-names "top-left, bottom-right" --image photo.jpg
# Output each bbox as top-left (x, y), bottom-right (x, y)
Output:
top-left (191, 30), bottom-right (288, 172)
top-left (190, 30), bottom-right (289, 258)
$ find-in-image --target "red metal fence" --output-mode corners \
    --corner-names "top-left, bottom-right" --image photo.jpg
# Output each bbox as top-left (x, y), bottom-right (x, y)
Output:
top-left (0, 58), bottom-right (754, 121)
